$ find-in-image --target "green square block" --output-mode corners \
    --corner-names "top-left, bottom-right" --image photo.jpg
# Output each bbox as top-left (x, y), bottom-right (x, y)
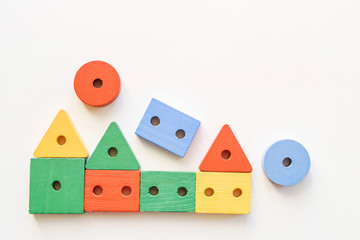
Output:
top-left (140, 171), bottom-right (195, 212)
top-left (29, 158), bottom-right (85, 214)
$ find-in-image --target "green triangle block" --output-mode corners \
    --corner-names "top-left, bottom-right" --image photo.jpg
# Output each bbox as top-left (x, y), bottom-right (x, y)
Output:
top-left (85, 122), bottom-right (140, 170)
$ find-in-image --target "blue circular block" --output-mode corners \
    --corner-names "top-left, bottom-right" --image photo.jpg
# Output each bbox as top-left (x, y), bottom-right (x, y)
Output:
top-left (263, 140), bottom-right (310, 186)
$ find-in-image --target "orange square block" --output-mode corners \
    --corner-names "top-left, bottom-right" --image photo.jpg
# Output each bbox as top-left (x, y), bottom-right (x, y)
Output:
top-left (84, 170), bottom-right (140, 212)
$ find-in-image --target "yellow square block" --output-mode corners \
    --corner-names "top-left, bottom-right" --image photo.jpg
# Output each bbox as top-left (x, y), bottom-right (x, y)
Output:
top-left (195, 172), bottom-right (251, 214)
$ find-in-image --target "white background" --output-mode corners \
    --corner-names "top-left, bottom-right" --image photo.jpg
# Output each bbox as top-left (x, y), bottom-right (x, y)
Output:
top-left (1, 0), bottom-right (359, 239)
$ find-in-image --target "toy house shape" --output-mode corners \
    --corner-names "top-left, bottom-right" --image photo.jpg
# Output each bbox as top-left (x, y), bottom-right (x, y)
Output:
top-left (196, 124), bottom-right (252, 214)
top-left (84, 122), bottom-right (141, 212)
top-left (33, 110), bottom-right (88, 158)
top-left (199, 124), bottom-right (252, 173)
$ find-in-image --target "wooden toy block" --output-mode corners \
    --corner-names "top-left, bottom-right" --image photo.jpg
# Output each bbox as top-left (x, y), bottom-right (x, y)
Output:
top-left (33, 110), bottom-right (88, 158)
top-left (135, 98), bottom-right (200, 158)
top-left (140, 171), bottom-right (195, 212)
top-left (85, 122), bottom-right (140, 170)
top-left (195, 172), bottom-right (251, 214)
top-left (74, 61), bottom-right (121, 107)
top-left (264, 139), bottom-right (310, 186)
top-left (199, 124), bottom-right (252, 173)
top-left (84, 170), bottom-right (140, 212)
top-left (29, 158), bottom-right (85, 214)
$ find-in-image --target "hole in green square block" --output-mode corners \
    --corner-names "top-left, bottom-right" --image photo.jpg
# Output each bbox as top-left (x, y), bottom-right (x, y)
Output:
top-left (149, 186), bottom-right (159, 196)
top-left (177, 187), bottom-right (187, 197)
top-left (52, 181), bottom-right (61, 191)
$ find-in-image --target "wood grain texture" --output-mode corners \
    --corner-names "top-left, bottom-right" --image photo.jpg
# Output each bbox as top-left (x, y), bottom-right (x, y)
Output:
top-left (195, 172), bottom-right (251, 214)
top-left (74, 60), bottom-right (121, 107)
top-left (29, 158), bottom-right (85, 214)
top-left (140, 171), bottom-right (195, 212)
top-left (199, 124), bottom-right (252, 172)
top-left (85, 122), bottom-right (140, 170)
top-left (33, 110), bottom-right (88, 158)
top-left (135, 98), bottom-right (200, 157)
top-left (84, 170), bottom-right (140, 212)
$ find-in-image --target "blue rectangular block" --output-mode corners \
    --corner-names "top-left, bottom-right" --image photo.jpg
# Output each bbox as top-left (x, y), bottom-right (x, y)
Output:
top-left (135, 98), bottom-right (200, 157)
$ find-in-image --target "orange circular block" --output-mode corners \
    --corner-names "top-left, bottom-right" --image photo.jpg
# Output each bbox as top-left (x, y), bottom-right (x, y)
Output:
top-left (74, 61), bottom-right (121, 107)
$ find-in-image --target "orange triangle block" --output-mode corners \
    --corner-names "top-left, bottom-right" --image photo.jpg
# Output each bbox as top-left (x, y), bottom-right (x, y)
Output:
top-left (33, 110), bottom-right (88, 158)
top-left (199, 124), bottom-right (252, 173)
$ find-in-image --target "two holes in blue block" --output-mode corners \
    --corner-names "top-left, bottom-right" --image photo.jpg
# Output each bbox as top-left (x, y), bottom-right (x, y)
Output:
top-left (148, 186), bottom-right (188, 197)
top-left (92, 185), bottom-right (132, 196)
top-left (204, 187), bottom-right (242, 198)
top-left (150, 116), bottom-right (186, 139)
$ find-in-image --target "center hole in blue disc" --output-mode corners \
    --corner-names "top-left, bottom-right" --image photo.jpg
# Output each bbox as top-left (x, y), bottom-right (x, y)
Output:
top-left (282, 157), bottom-right (292, 167)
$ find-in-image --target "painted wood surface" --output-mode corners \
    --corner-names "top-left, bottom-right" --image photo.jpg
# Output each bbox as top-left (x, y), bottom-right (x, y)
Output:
top-left (135, 98), bottom-right (200, 157)
top-left (195, 172), bottom-right (251, 214)
top-left (84, 170), bottom-right (140, 212)
top-left (199, 124), bottom-right (252, 173)
top-left (140, 171), bottom-right (195, 212)
top-left (74, 60), bottom-right (121, 107)
top-left (33, 110), bottom-right (88, 158)
top-left (29, 158), bottom-right (85, 214)
top-left (85, 122), bottom-right (140, 170)
top-left (263, 139), bottom-right (310, 186)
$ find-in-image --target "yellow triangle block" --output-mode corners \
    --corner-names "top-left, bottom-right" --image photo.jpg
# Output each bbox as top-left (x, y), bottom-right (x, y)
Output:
top-left (33, 110), bottom-right (89, 158)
